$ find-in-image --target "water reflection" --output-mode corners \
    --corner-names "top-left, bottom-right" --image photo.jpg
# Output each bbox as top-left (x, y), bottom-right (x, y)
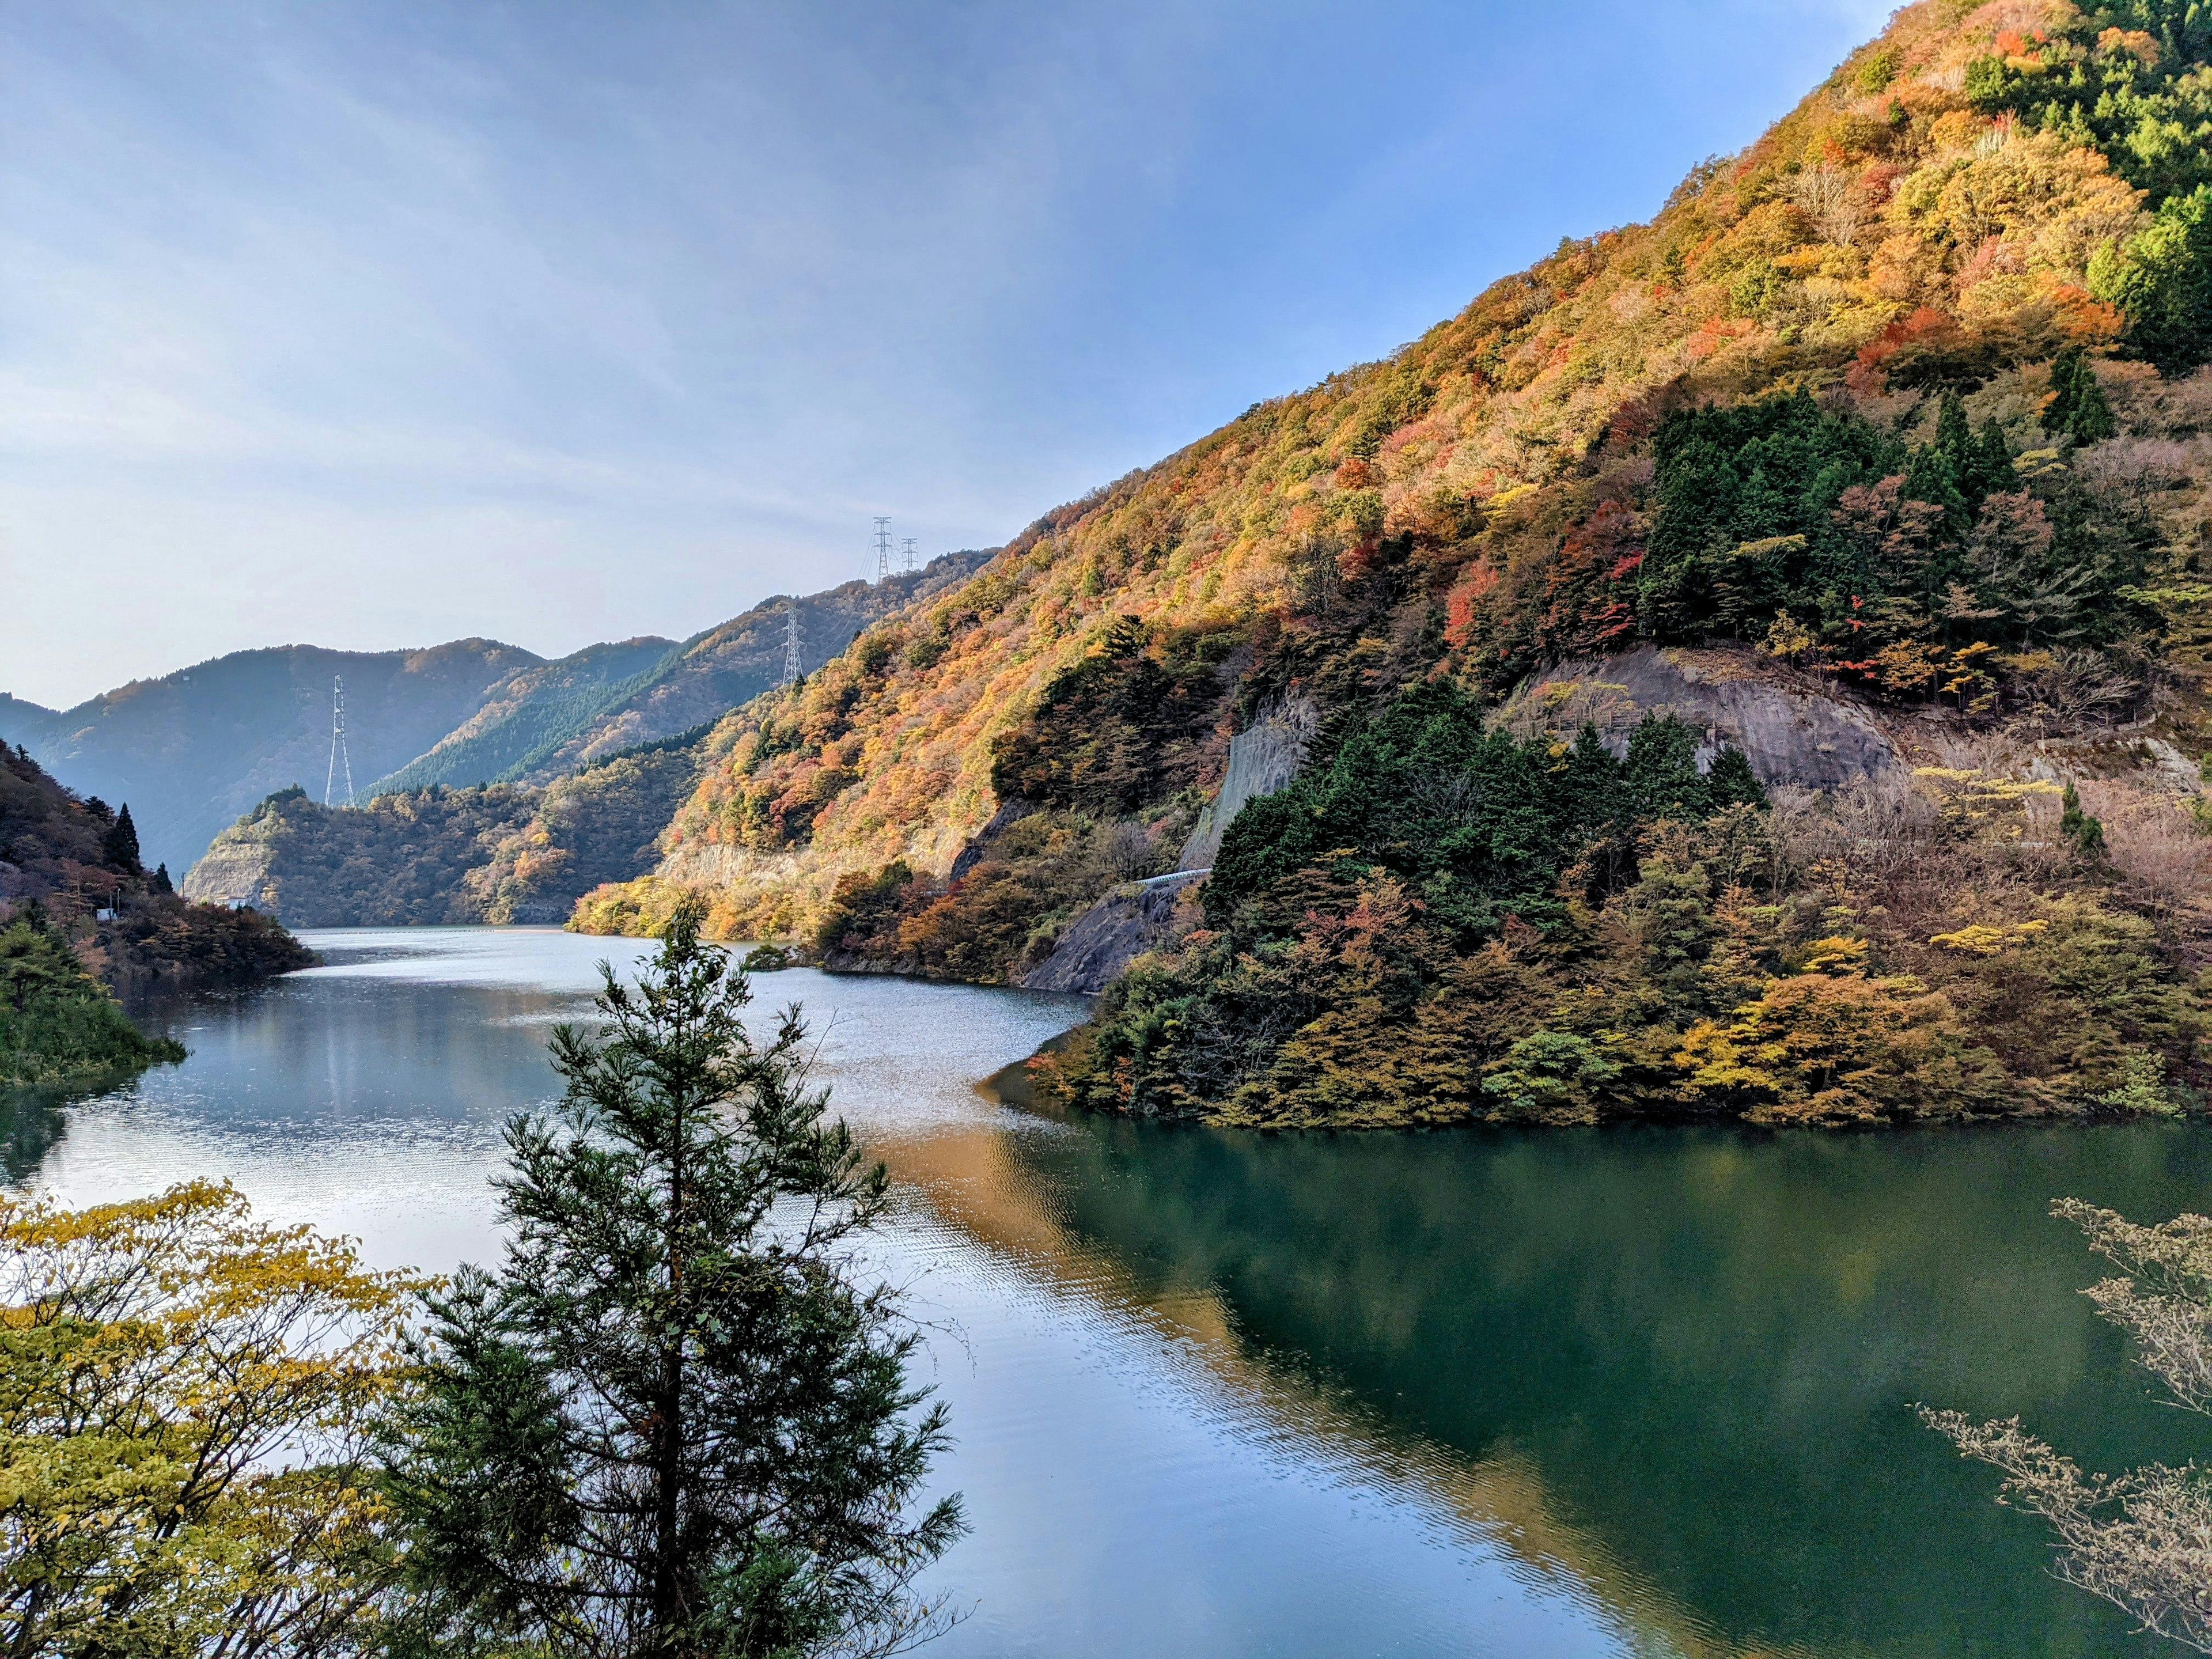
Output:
top-left (24, 928), bottom-right (2198, 1656)
top-left (40, 930), bottom-right (1634, 1658)
top-left (910, 1105), bottom-right (2202, 1658)
top-left (0, 1089), bottom-right (70, 1182)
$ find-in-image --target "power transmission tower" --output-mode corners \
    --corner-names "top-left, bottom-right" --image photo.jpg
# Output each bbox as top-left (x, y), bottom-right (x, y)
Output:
top-left (781, 601), bottom-right (804, 690)
top-left (873, 516), bottom-right (893, 583)
top-left (324, 675), bottom-right (355, 806)
top-left (901, 536), bottom-right (918, 574)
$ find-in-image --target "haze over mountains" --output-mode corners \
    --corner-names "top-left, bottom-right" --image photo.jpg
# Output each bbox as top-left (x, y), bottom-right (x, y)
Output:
top-left (0, 554), bottom-right (983, 877)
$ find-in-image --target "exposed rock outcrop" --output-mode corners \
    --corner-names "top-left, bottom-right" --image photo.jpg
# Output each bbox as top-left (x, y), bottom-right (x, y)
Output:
top-left (1177, 696), bottom-right (1317, 870)
top-left (1493, 646), bottom-right (1900, 790)
top-left (1017, 870), bottom-right (1205, 995)
top-left (179, 839), bottom-right (278, 911)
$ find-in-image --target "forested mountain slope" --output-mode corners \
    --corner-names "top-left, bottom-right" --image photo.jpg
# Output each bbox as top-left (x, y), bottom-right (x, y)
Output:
top-left (361, 638), bottom-right (675, 798)
top-left (185, 728), bottom-right (707, 927)
top-left (1, 743), bottom-right (308, 1093)
top-left (0, 640), bottom-right (545, 878)
top-left (1, 558), bottom-right (990, 882)
top-left (512, 554), bottom-right (990, 782)
top-left (578, 0), bottom-right (2212, 1128)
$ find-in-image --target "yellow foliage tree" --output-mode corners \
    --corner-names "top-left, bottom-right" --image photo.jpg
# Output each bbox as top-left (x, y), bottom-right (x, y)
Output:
top-left (0, 1181), bottom-right (418, 1656)
top-left (1672, 971), bottom-right (2004, 1124)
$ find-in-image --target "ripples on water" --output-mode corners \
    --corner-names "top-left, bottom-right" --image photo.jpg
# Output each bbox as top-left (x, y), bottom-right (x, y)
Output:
top-left (17, 927), bottom-right (2203, 1656)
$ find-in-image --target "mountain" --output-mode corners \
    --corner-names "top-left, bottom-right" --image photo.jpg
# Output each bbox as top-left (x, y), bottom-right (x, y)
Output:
top-left (575, 0), bottom-right (2212, 1128)
top-left (185, 726), bottom-right (706, 927)
top-left (508, 554), bottom-right (990, 782)
top-left (0, 696), bottom-right (58, 747)
top-left (179, 556), bottom-right (991, 926)
top-left (2, 640), bottom-right (546, 878)
top-left (0, 743), bottom-right (309, 989)
top-left (7, 556), bottom-right (993, 882)
top-left (360, 639), bottom-right (677, 798)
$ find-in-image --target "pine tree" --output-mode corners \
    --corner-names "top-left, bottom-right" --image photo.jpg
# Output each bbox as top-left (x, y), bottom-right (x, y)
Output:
top-left (384, 903), bottom-right (962, 1658)
top-left (101, 802), bottom-right (141, 873)
top-left (2041, 348), bottom-right (2116, 445)
top-left (2061, 782), bottom-right (2105, 855)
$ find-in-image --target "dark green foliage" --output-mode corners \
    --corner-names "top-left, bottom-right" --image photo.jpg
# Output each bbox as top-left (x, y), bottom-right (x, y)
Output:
top-left (1060, 687), bottom-right (1768, 1120)
top-left (385, 906), bottom-right (961, 1658)
top-left (1637, 389), bottom-right (2149, 659)
top-left (1967, 7), bottom-right (2212, 199)
top-left (2041, 347), bottom-right (2119, 444)
top-left (149, 863), bottom-right (172, 896)
top-left (1639, 391), bottom-right (1903, 639)
top-left (0, 916), bottom-right (183, 1090)
top-left (101, 804), bottom-right (140, 873)
top-left (2062, 782), bottom-right (2107, 853)
top-left (1208, 682), bottom-right (1760, 940)
top-left (990, 616), bottom-right (1237, 815)
top-left (2092, 185), bottom-right (2212, 374)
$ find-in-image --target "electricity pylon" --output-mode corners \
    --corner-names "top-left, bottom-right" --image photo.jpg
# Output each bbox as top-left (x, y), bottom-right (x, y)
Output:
top-left (901, 536), bottom-right (918, 574)
top-left (781, 601), bottom-right (804, 690)
top-left (324, 675), bottom-right (355, 806)
top-left (873, 516), bottom-right (893, 583)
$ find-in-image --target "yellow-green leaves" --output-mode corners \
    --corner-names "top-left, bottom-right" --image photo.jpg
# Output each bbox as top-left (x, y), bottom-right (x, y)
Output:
top-left (0, 1181), bottom-right (421, 1657)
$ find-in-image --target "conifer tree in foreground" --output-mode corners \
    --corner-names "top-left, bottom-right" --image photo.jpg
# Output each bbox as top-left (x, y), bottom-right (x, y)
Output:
top-left (385, 902), bottom-right (963, 1658)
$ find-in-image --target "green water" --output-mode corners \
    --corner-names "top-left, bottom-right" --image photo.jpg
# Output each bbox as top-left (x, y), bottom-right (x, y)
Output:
top-left (24, 927), bottom-right (2207, 1655)
top-left (996, 1107), bottom-right (2211, 1656)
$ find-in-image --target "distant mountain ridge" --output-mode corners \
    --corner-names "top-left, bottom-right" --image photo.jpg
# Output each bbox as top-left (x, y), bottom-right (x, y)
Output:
top-left (3, 553), bottom-right (990, 879)
top-left (0, 640), bottom-right (546, 877)
top-left (361, 638), bottom-right (677, 798)
top-left (509, 553), bottom-right (991, 782)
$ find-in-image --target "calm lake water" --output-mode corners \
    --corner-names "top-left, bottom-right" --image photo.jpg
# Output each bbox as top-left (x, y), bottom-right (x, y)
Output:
top-left (15, 926), bottom-right (2208, 1656)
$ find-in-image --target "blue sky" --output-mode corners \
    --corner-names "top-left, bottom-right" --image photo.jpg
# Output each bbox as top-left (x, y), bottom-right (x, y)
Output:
top-left (2, 0), bottom-right (1895, 709)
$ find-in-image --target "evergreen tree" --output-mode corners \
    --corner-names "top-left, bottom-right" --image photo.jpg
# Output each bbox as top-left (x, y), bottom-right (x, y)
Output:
top-left (150, 863), bottom-right (173, 895)
top-left (2061, 782), bottom-right (2106, 855)
top-left (2090, 183), bottom-right (2212, 376)
top-left (2041, 348), bottom-right (2117, 446)
top-left (102, 802), bottom-right (141, 873)
top-left (1971, 417), bottom-right (2017, 501)
top-left (385, 903), bottom-right (963, 1658)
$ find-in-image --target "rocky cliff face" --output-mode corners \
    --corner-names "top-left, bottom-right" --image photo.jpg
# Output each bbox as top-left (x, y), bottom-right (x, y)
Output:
top-left (1176, 698), bottom-right (1318, 871)
top-left (1493, 647), bottom-right (1902, 790)
top-left (1017, 872), bottom-right (1206, 995)
top-left (178, 838), bottom-right (278, 911)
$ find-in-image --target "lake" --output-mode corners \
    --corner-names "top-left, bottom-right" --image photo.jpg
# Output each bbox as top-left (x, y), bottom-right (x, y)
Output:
top-left (17, 926), bottom-right (2206, 1657)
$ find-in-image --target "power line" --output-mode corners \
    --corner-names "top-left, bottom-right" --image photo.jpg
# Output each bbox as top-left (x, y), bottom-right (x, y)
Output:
top-left (324, 675), bottom-right (354, 806)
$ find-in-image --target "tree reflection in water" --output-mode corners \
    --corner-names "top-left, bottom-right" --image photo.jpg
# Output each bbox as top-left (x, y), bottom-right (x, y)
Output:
top-left (936, 1096), bottom-right (2210, 1658)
